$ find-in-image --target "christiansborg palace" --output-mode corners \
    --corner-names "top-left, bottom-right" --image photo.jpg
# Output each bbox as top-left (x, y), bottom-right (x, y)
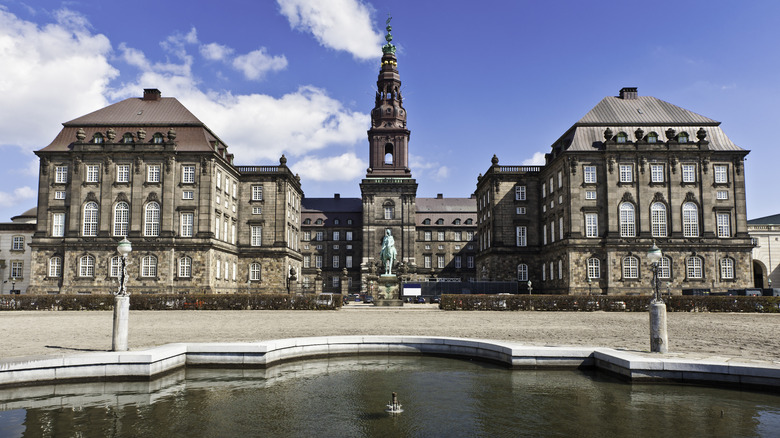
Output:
top-left (25, 30), bottom-right (753, 297)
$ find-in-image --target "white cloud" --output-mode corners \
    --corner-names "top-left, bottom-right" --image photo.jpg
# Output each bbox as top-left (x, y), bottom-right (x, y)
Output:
top-left (0, 186), bottom-right (36, 207)
top-left (200, 42), bottom-right (234, 61)
top-left (291, 152), bottom-right (366, 181)
top-left (232, 48), bottom-right (288, 81)
top-left (408, 154), bottom-right (450, 182)
top-left (0, 8), bottom-right (117, 151)
top-left (522, 152), bottom-right (546, 165)
top-left (277, 0), bottom-right (382, 60)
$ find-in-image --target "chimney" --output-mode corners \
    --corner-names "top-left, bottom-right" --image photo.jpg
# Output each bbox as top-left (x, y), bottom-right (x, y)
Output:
top-left (436, 194), bottom-right (443, 199)
top-left (143, 88), bottom-right (162, 101)
top-left (619, 87), bottom-right (637, 100)
top-left (334, 193), bottom-right (340, 199)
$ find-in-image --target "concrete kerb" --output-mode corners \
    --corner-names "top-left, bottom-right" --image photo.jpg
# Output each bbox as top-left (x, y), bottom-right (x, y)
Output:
top-left (1, 336), bottom-right (779, 391)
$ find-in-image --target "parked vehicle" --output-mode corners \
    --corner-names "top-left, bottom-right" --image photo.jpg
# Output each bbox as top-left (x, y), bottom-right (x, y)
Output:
top-left (415, 296), bottom-right (426, 304)
top-left (431, 296), bottom-right (441, 304)
top-left (365, 296), bottom-right (374, 304)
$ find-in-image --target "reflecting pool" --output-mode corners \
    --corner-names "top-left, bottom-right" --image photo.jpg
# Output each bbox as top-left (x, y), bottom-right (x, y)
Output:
top-left (1, 356), bottom-right (779, 437)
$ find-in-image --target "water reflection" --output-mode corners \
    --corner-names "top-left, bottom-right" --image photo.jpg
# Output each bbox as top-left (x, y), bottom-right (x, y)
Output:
top-left (0, 356), bottom-right (778, 437)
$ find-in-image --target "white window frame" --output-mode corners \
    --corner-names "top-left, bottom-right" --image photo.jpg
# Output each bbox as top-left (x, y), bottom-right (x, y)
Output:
top-left (141, 255), bottom-right (157, 277)
top-left (179, 256), bottom-right (192, 278)
top-left (619, 203), bottom-right (635, 237)
top-left (315, 256), bottom-right (322, 269)
top-left (515, 226), bottom-right (527, 247)
top-left (113, 202), bottom-right (129, 237)
top-left (183, 191), bottom-right (194, 200)
top-left (619, 164), bottom-right (633, 183)
top-left (720, 258), bottom-right (734, 280)
top-left (49, 257), bottom-right (62, 277)
top-left (585, 190), bottom-right (596, 200)
top-left (585, 213), bottom-right (598, 238)
top-left (587, 258), bottom-right (600, 279)
top-left (147, 164), bottom-right (161, 183)
top-left (515, 185), bottom-right (526, 201)
top-left (79, 255), bottom-right (94, 277)
top-left (54, 191), bottom-right (66, 200)
top-left (714, 165), bottom-right (728, 184)
top-left (180, 212), bottom-right (194, 237)
top-left (11, 236), bottom-right (24, 251)
top-left (682, 202), bottom-right (699, 237)
top-left (650, 164), bottom-right (664, 183)
top-left (437, 255), bottom-right (445, 269)
top-left (424, 255), bottom-right (431, 269)
top-left (86, 165), bottom-right (99, 183)
top-left (658, 257), bottom-right (671, 279)
top-left (682, 164), bottom-right (696, 183)
top-left (52, 213), bottom-right (65, 237)
top-left (117, 164), bottom-right (129, 183)
top-left (716, 191), bottom-right (729, 200)
top-left (182, 165), bottom-right (195, 184)
top-left (622, 256), bottom-right (638, 279)
top-left (651, 202), bottom-right (667, 238)
top-left (252, 186), bottom-right (263, 201)
top-left (686, 256), bottom-right (703, 279)
top-left (716, 212), bottom-right (731, 238)
top-left (55, 166), bottom-right (68, 184)
top-left (250, 263), bottom-right (261, 281)
top-left (517, 264), bottom-right (528, 282)
top-left (583, 166), bottom-right (596, 184)
top-left (82, 202), bottom-right (98, 237)
top-left (384, 206), bottom-right (394, 220)
top-left (251, 226), bottom-right (262, 246)
top-left (144, 202), bottom-right (160, 237)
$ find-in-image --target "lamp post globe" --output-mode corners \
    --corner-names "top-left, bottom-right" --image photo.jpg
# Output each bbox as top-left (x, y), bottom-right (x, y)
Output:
top-left (647, 242), bottom-right (662, 302)
top-left (117, 238), bottom-right (132, 297)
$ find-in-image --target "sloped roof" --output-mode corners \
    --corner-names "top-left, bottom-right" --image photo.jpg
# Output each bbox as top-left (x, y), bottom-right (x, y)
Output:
top-left (748, 214), bottom-right (780, 225)
top-left (577, 96), bottom-right (718, 126)
top-left (65, 97), bottom-right (203, 126)
top-left (416, 197), bottom-right (476, 213)
top-left (302, 197), bottom-right (362, 212)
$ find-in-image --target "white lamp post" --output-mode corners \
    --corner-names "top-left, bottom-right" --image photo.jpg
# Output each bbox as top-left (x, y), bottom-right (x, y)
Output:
top-left (647, 241), bottom-right (668, 353)
top-left (113, 238), bottom-right (132, 351)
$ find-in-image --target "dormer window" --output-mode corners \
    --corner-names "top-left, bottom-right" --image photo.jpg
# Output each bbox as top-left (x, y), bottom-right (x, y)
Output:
top-left (678, 132), bottom-right (689, 143)
top-left (454, 219), bottom-right (461, 225)
top-left (152, 133), bottom-right (164, 144)
top-left (435, 218), bottom-right (444, 225)
top-left (423, 219), bottom-right (431, 225)
top-left (616, 132), bottom-right (628, 143)
top-left (315, 219), bottom-right (323, 225)
top-left (646, 132), bottom-right (658, 143)
top-left (122, 133), bottom-right (134, 143)
top-left (93, 133), bottom-right (104, 144)
top-left (303, 218), bottom-right (311, 225)
top-left (465, 219), bottom-right (473, 225)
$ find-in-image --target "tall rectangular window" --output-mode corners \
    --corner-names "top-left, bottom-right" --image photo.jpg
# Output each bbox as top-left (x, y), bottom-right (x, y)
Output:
top-left (181, 213), bottom-right (194, 237)
top-left (346, 255), bottom-right (353, 268)
top-left (454, 256), bottom-right (462, 269)
top-left (12, 236), bottom-right (24, 251)
top-left (86, 165), bottom-right (99, 183)
top-left (714, 165), bottom-right (728, 184)
top-left (316, 231), bottom-right (323, 241)
top-left (216, 171), bottom-right (221, 189)
top-left (650, 164), bottom-right (664, 183)
top-left (251, 226), bottom-right (262, 246)
top-left (182, 165), bottom-right (195, 183)
top-left (424, 231), bottom-right (431, 241)
top-left (682, 164), bottom-right (696, 183)
top-left (515, 185), bottom-right (526, 201)
top-left (346, 231), bottom-right (353, 241)
top-left (252, 186), bottom-right (263, 201)
top-left (303, 255), bottom-right (311, 268)
top-left (55, 166), bottom-right (68, 184)
top-left (424, 255), bottom-right (431, 269)
top-left (384, 206), bottom-right (394, 219)
top-left (583, 166), bottom-right (596, 184)
top-left (717, 213), bottom-right (731, 238)
top-left (147, 164), bottom-right (161, 183)
top-left (332, 256), bottom-right (339, 268)
top-left (333, 231), bottom-right (340, 241)
top-left (542, 224), bottom-right (547, 245)
top-left (516, 226), bottom-right (527, 247)
top-left (619, 164), bottom-right (633, 183)
top-left (437, 255), bottom-right (445, 269)
top-left (585, 213), bottom-right (598, 238)
top-left (117, 164), bottom-right (129, 183)
top-left (315, 255), bottom-right (322, 268)
top-left (467, 256), bottom-right (474, 269)
top-left (10, 261), bottom-right (23, 279)
top-left (557, 171), bottom-right (562, 188)
top-left (437, 231), bottom-right (445, 241)
top-left (52, 213), bottom-right (65, 237)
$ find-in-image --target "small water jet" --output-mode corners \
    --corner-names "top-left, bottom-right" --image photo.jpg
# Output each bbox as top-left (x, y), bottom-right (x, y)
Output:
top-left (385, 391), bottom-right (403, 414)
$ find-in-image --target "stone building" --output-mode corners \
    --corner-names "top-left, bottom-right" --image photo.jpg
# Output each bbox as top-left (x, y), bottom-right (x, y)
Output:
top-left (748, 214), bottom-right (780, 289)
top-left (476, 87), bottom-right (753, 295)
top-left (0, 208), bottom-right (36, 294)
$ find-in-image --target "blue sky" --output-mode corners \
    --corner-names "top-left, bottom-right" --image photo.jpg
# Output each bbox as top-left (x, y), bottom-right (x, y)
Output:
top-left (0, 0), bottom-right (778, 221)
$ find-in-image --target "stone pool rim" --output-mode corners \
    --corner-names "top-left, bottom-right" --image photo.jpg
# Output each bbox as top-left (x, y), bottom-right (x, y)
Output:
top-left (1, 336), bottom-right (778, 391)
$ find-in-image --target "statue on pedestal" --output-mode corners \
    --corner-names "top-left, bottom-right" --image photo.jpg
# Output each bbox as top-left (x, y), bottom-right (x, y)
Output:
top-left (380, 229), bottom-right (397, 276)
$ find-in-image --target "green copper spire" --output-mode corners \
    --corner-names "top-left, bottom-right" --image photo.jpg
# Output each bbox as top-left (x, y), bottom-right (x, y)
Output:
top-left (381, 15), bottom-right (396, 55)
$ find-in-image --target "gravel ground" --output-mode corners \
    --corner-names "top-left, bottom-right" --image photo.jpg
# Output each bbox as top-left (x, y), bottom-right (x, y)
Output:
top-left (1, 308), bottom-right (778, 363)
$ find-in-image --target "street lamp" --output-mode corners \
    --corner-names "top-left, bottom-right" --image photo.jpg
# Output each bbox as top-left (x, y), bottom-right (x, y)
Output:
top-left (587, 277), bottom-right (592, 296)
top-left (647, 241), bottom-right (668, 353)
top-left (287, 266), bottom-right (297, 294)
top-left (113, 238), bottom-right (132, 351)
top-left (11, 278), bottom-right (17, 295)
top-left (527, 280), bottom-right (532, 295)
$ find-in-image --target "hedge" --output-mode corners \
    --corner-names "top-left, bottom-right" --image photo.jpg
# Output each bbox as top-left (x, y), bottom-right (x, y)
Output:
top-left (439, 294), bottom-right (780, 313)
top-left (0, 293), bottom-right (342, 311)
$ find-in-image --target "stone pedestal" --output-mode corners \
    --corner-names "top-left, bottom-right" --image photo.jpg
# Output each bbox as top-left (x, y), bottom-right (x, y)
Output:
top-left (112, 295), bottom-right (130, 352)
top-left (375, 275), bottom-right (403, 307)
top-left (649, 300), bottom-right (668, 353)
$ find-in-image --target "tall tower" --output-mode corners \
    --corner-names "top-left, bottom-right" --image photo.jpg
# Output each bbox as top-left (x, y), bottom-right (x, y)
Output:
top-left (360, 17), bottom-right (417, 290)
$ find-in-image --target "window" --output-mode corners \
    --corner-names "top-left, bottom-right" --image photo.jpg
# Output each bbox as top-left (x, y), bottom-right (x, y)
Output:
top-left (542, 263), bottom-right (546, 281)
top-left (585, 190), bottom-right (596, 200)
top-left (622, 256), bottom-right (638, 279)
top-left (549, 178), bottom-right (554, 194)
top-left (181, 212), bottom-right (194, 237)
top-left (650, 164), bottom-right (664, 183)
top-left (541, 183), bottom-right (546, 197)
top-left (251, 226), bottom-right (262, 246)
top-left (517, 264), bottom-right (528, 282)
top-left (558, 171), bottom-right (563, 188)
top-left (113, 202), bottom-right (129, 237)
top-left (315, 231), bottom-right (323, 241)
top-left (224, 260), bottom-right (229, 280)
top-left (424, 231), bottom-right (431, 241)
top-left (182, 166), bottom-right (195, 183)
top-left (550, 221), bottom-right (555, 242)
top-left (435, 218), bottom-right (444, 225)
top-left (714, 165), bottom-right (728, 184)
top-left (647, 132), bottom-right (658, 143)
top-left (122, 133), bottom-right (134, 143)
top-left (86, 165), bottom-right (99, 183)
top-left (682, 164), bottom-right (695, 183)
top-left (587, 258), bottom-right (600, 279)
top-left (92, 133), bottom-right (104, 144)
top-left (215, 259), bottom-right (221, 279)
top-left (215, 217), bottom-right (221, 240)
top-left (346, 231), bottom-right (353, 241)
top-left (346, 255), bottom-right (353, 268)
top-left (651, 203), bottom-right (667, 238)
top-left (515, 185), bottom-right (526, 201)
top-left (467, 256), bottom-right (474, 269)
top-left (109, 256), bottom-right (121, 278)
top-left (144, 202), bottom-right (160, 237)
top-left (716, 213), bottom-right (731, 238)
top-left (183, 191), bottom-right (194, 200)
top-left (141, 255), bottom-right (157, 277)
top-left (79, 255), bottom-right (94, 277)
top-left (250, 263), bottom-right (261, 281)
top-left (55, 166), bottom-right (68, 184)
top-left (54, 191), bottom-right (66, 200)
top-left (542, 224), bottom-right (547, 245)
top-left (583, 166), bottom-right (596, 184)
top-left (315, 256), bottom-right (322, 268)
top-left (333, 277), bottom-right (340, 288)
top-left (424, 255), bottom-right (431, 269)
top-left (11, 236), bottom-right (24, 251)
top-left (152, 133), bottom-right (164, 144)
top-left (384, 205), bottom-right (394, 219)
top-left (516, 226), bottom-right (527, 247)
top-left (658, 256), bottom-right (671, 279)
top-left (720, 258), bottom-right (734, 280)
top-left (52, 213), bottom-right (65, 237)
top-left (10, 261), bottom-right (23, 279)
top-left (678, 132), bottom-right (689, 143)
top-left (682, 202), bottom-right (699, 237)
top-left (179, 256), bottom-right (192, 278)
top-left (332, 256), bottom-right (339, 268)
top-left (559, 217), bottom-right (563, 239)
top-left (454, 231), bottom-right (462, 241)
top-left (558, 260), bottom-right (563, 279)
top-left (438, 231), bottom-right (445, 241)
top-left (466, 231), bottom-right (474, 241)
top-left (49, 257), bottom-right (62, 277)
top-left (116, 164), bottom-right (129, 183)
top-left (619, 203), bottom-right (635, 237)
top-left (252, 186), bottom-right (263, 201)
top-left (619, 165), bottom-right (633, 183)
top-left (585, 213), bottom-right (598, 238)
top-left (686, 256), bottom-right (703, 279)
top-left (516, 207), bottom-right (526, 215)
top-left (616, 132), bottom-right (627, 143)
top-left (147, 164), bottom-right (161, 183)
top-left (437, 256), bottom-right (445, 269)
top-left (333, 231), bottom-right (340, 241)
top-left (83, 202), bottom-right (98, 237)
top-left (716, 191), bottom-right (729, 200)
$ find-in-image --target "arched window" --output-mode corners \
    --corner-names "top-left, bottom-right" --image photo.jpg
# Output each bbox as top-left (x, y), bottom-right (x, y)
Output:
top-left (93, 133), bottom-right (104, 144)
top-left (48, 257), bottom-right (62, 277)
top-left (423, 218), bottom-right (431, 225)
top-left (454, 219), bottom-right (461, 225)
top-left (303, 218), bottom-right (311, 225)
top-left (682, 202), bottom-right (699, 237)
top-left (587, 258), bottom-right (600, 279)
top-left (152, 133), bottom-right (164, 144)
top-left (435, 218), bottom-right (444, 225)
top-left (110, 256), bottom-right (121, 278)
top-left (144, 202), bottom-right (160, 237)
top-left (113, 202), bottom-right (129, 237)
top-left (619, 202), bottom-right (635, 237)
top-left (383, 201), bottom-right (394, 220)
top-left (616, 132), bottom-right (628, 143)
top-left (658, 256), bottom-right (671, 279)
top-left (141, 255), bottom-right (158, 277)
top-left (79, 255), bottom-right (94, 277)
top-left (720, 258), bottom-right (734, 280)
top-left (651, 202), bottom-right (667, 238)
top-left (179, 256), bottom-right (192, 278)
top-left (465, 219), bottom-right (473, 225)
top-left (250, 263), bottom-right (261, 281)
top-left (122, 133), bottom-right (134, 143)
top-left (384, 143), bottom-right (393, 164)
top-left (678, 132), bottom-right (689, 143)
top-left (686, 256), bottom-right (703, 279)
top-left (646, 132), bottom-right (658, 143)
top-left (83, 202), bottom-right (99, 237)
top-left (622, 256), bottom-right (638, 279)
top-left (517, 264), bottom-right (528, 282)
